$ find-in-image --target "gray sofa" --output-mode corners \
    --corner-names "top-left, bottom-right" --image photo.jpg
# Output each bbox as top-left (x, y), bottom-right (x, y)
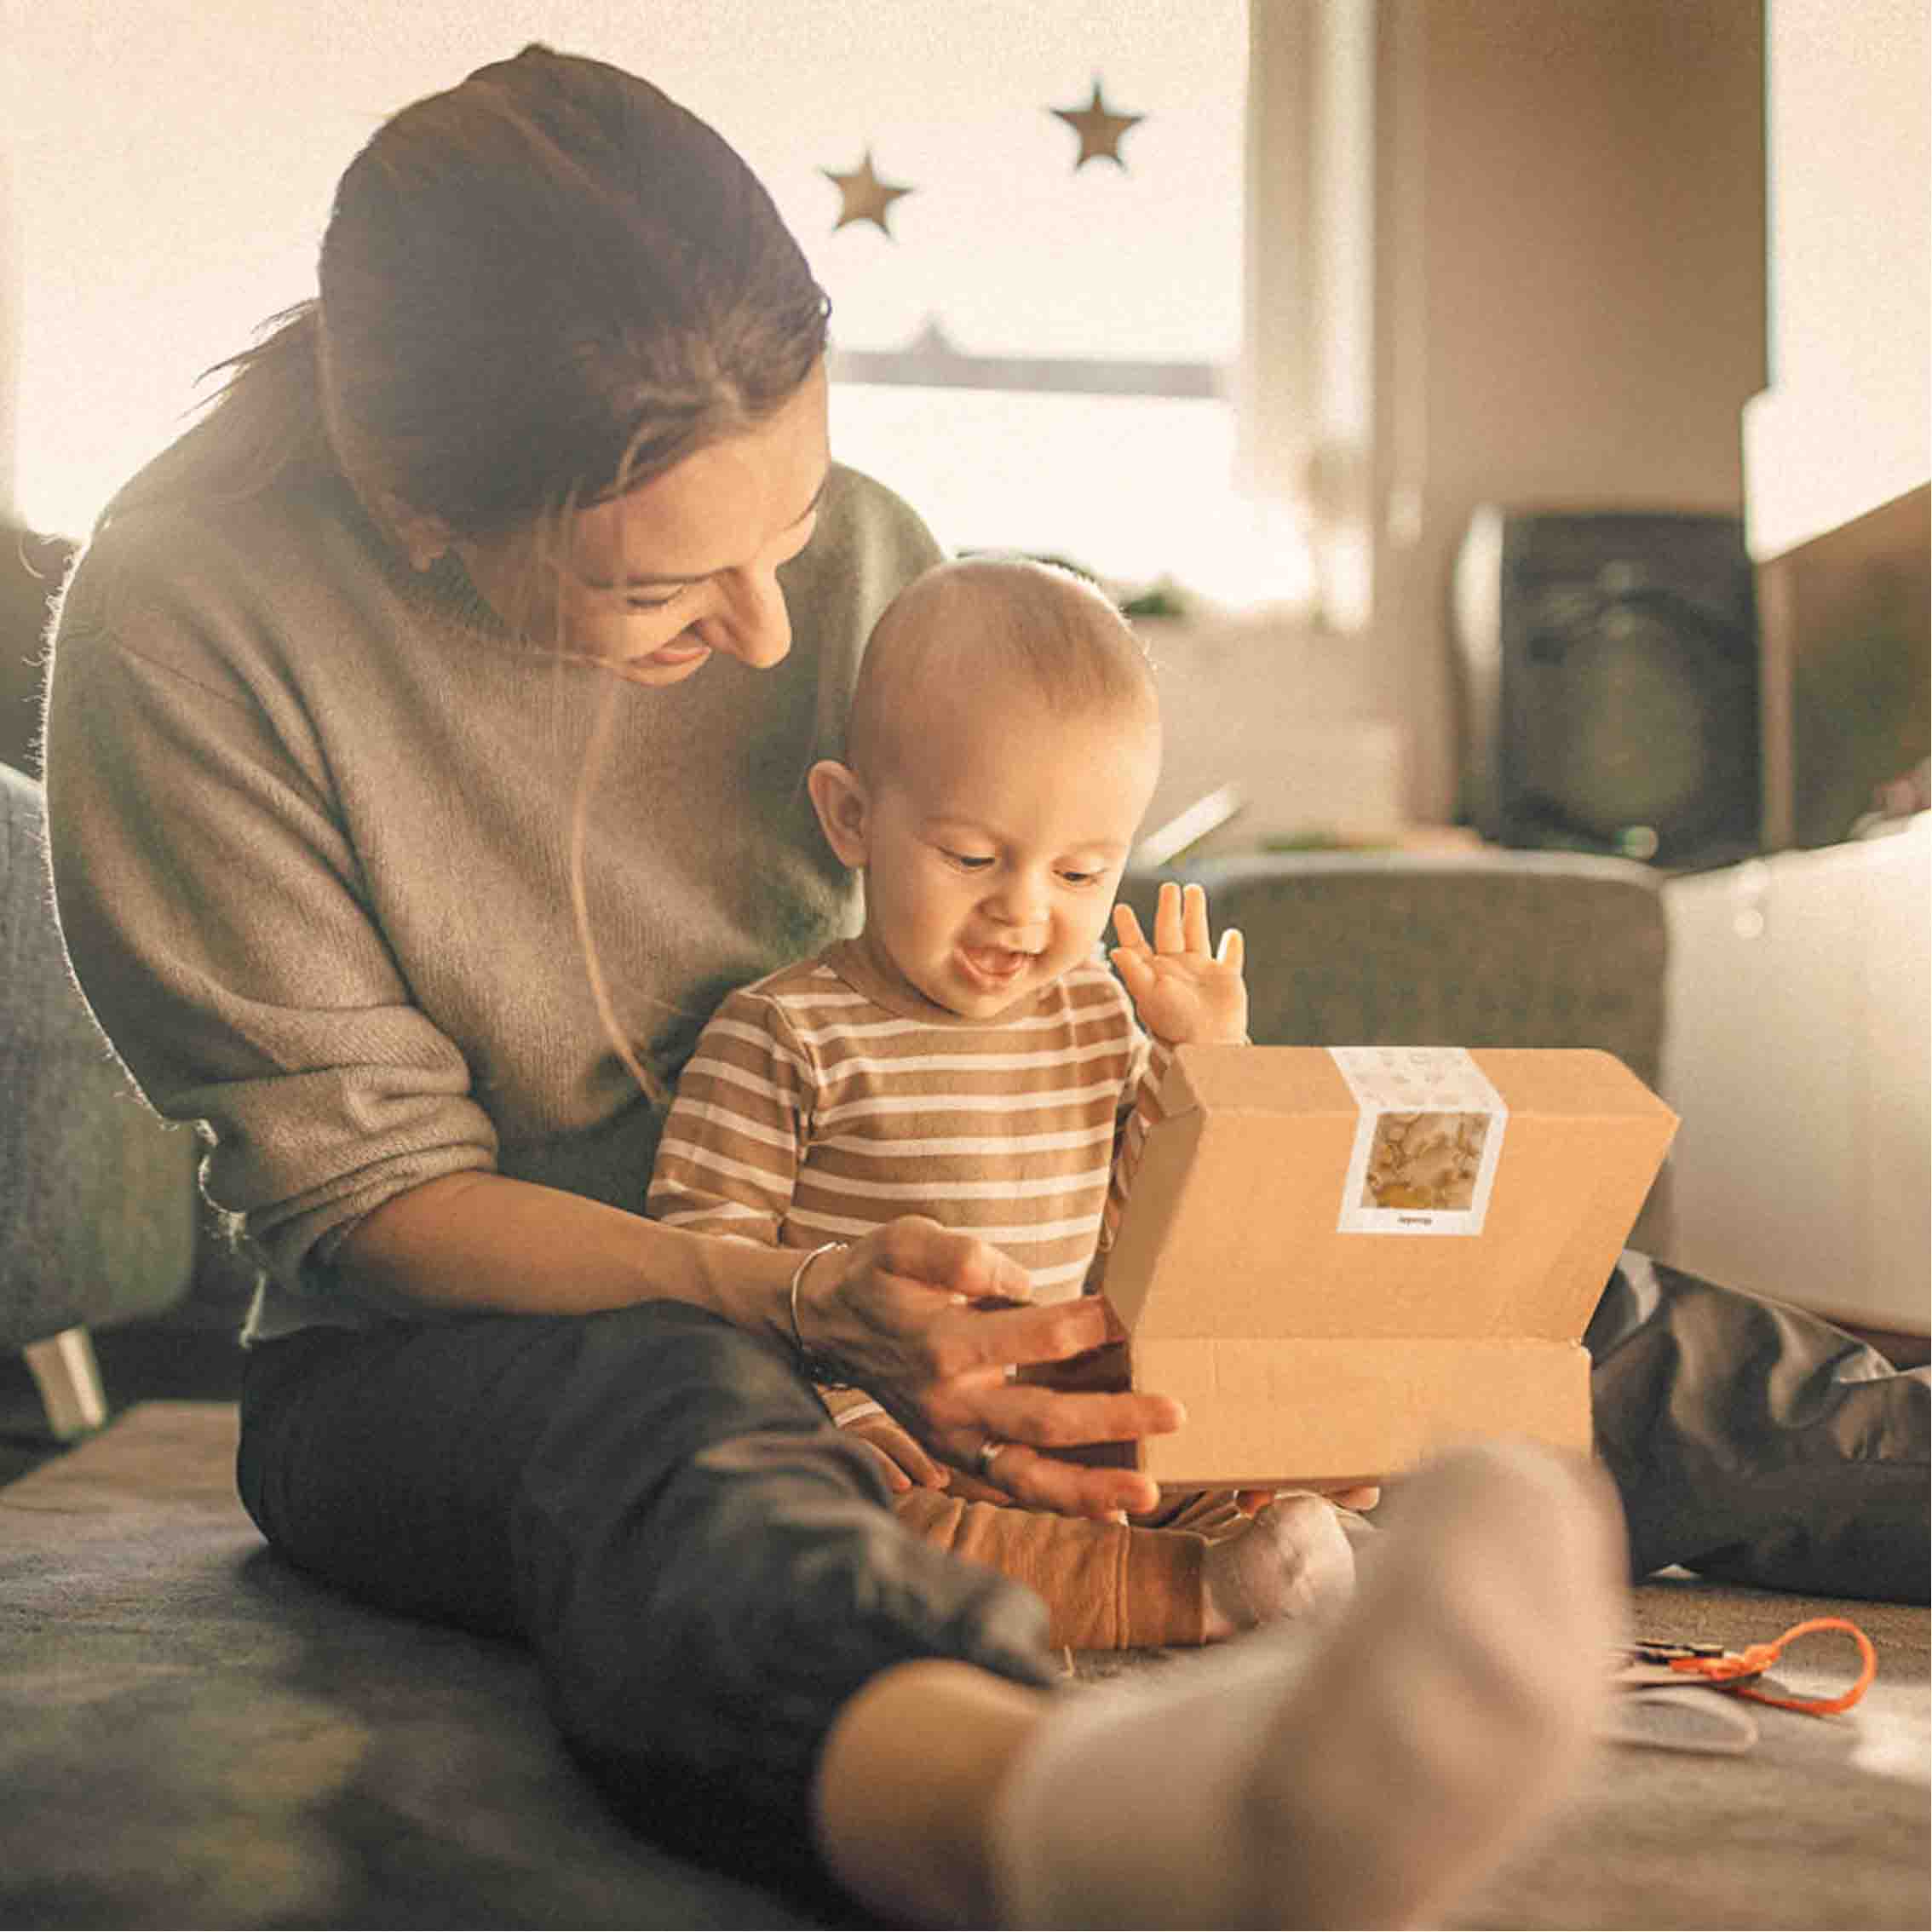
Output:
top-left (1, 759), bottom-right (198, 1435)
top-left (1121, 845), bottom-right (1665, 1083)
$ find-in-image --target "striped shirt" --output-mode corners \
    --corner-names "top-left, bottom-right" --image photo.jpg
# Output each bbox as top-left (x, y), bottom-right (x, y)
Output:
top-left (648, 938), bottom-right (1170, 1303)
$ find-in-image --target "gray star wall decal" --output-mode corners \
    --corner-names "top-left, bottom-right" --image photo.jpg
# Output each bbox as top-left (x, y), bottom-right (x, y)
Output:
top-left (821, 149), bottom-right (915, 235)
top-left (1049, 78), bottom-right (1144, 170)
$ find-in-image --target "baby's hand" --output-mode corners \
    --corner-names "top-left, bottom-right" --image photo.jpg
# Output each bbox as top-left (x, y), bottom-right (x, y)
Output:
top-left (839, 1408), bottom-right (952, 1493)
top-left (1110, 880), bottom-right (1249, 1047)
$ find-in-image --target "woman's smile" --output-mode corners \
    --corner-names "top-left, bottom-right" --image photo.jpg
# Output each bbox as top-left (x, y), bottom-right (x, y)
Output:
top-left (633, 638), bottom-right (710, 669)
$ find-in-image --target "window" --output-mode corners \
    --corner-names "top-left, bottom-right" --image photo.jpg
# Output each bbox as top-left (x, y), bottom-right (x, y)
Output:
top-left (777, 5), bottom-right (1291, 601)
top-left (9, 2), bottom-right (1279, 607)
top-left (825, 329), bottom-right (1291, 601)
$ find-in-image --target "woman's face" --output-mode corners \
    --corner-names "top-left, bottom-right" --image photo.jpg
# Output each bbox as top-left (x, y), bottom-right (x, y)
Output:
top-left (458, 360), bottom-right (831, 687)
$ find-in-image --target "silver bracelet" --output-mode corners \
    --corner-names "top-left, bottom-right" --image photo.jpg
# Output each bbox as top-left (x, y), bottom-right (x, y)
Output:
top-left (787, 1240), bottom-right (847, 1374)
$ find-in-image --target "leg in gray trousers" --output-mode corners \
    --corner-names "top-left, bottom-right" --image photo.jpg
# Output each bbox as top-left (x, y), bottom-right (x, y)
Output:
top-left (1588, 1251), bottom-right (1929, 1601)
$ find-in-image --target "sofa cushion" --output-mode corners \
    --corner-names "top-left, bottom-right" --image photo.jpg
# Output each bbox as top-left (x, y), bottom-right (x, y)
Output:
top-left (1, 761), bottom-right (197, 1348)
top-left (1123, 848), bottom-right (1667, 1089)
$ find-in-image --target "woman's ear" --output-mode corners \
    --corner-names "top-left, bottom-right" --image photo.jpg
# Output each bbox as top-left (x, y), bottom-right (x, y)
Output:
top-left (382, 494), bottom-right (454, 572)
top-left (808, 759), bottom-right (871, 867)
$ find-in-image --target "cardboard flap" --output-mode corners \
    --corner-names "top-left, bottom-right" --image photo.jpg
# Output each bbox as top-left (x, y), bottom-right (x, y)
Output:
top-left (1099, 1105), bottom-right (1207, 1333)
top-left (1153, 1041), bottom-right (1357, 1117)
top-left (1104, 1045), bottom-right (1677, 1343)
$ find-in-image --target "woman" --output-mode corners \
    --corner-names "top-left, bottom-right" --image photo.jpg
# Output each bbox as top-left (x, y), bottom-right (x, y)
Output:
top-left (38, 44), bottom-right (1911, 1928)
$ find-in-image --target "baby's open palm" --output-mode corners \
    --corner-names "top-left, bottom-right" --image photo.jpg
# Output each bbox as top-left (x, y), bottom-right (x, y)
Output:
top-left (1109, 880), bottom-right (1249, 1046)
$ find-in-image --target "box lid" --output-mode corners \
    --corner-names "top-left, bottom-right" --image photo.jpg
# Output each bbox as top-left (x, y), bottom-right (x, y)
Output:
top-left (1103, 1045), bottom-right (1677, 1343)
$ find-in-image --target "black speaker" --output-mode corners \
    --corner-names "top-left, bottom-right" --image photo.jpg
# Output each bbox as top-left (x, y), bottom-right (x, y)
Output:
top-left (1451, 508), bottom-right (1761, 870)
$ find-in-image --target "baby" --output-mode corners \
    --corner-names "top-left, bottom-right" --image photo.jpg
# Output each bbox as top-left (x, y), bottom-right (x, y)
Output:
top-left (648, 555), bottom-right (1366, 1649)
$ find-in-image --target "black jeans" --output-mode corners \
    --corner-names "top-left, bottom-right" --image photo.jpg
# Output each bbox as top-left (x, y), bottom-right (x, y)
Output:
top-left (237, 1301), bottom-right (1055, 1899)
top-left (1587, 1252), bottom-right (1929, 1601)
top-left (238, 1259), bottom-right (1929, 1888)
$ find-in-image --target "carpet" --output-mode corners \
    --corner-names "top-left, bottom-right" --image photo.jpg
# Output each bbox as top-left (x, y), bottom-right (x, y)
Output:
top-left (3, 1402), bottom-right (1926, 1929)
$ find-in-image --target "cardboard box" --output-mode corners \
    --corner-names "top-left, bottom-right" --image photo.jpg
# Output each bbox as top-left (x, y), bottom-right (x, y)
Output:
top-left (1051, 1044), bottom-right (1677, 1490)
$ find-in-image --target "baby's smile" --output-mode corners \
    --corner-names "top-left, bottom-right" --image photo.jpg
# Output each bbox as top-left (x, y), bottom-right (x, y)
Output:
top-left (957, 941), bottom-right (1036, 987)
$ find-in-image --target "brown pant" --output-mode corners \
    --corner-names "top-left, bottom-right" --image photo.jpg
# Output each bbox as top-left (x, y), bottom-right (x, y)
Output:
top-left (891, 1480), bottom-right (1250, 1650)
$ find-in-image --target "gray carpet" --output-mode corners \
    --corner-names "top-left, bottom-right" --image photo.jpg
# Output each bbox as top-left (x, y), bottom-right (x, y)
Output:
top-left (1468, 1565), bottom-right (1929, 1931)
top-left (3, 1402), bottom-right (1926, 1929)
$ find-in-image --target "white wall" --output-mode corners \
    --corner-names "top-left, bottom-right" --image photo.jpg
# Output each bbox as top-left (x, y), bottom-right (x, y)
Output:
top-left (1369, 0), bottom-right (1768, 819)
top-left (1138, 615), bottom-right (1410, 855)
top-left (1742, 0), bottom-right (1930, 560)
top-left (0, 145), bottom-right (19, 515)
top-left (2, 0), bottom-right (1245, 539)
top-left (1661, 817), bottom-right (1929, 1333)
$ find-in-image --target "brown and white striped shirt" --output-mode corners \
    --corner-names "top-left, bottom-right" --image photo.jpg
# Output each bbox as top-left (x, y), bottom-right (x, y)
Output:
top-left (647, 938), bottom-right (1170, 1303)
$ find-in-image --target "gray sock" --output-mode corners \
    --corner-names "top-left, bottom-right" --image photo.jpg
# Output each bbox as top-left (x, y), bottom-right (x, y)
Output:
top-left (990, 1442), bottom-right (1625, 1929)
top-left (1202, 1492), bottom-right (1358, 1634)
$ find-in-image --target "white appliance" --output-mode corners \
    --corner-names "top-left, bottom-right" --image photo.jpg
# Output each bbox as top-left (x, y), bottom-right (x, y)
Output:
top-left (1659, 814), bottom-right (1930, 1335)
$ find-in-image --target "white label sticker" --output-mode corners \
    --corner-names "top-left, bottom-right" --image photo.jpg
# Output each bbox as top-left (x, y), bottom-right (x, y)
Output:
top-left (1328, 1047), bottom-right (1508, 1236)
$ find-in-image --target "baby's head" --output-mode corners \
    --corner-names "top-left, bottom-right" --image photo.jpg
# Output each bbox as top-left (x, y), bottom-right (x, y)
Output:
top-left (808, 555), bottom-right (1161, 1019)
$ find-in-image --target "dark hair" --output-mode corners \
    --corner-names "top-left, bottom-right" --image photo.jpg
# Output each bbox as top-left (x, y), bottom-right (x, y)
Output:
top-left (110, 44), bottom-right (828, 533)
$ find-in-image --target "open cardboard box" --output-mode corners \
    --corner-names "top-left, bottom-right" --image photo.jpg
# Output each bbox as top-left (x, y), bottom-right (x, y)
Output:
top-left (1045, 1044), bottom-right (1678, 1490)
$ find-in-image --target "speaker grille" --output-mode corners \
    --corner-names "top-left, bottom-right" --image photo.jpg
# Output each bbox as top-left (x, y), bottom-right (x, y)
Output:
top-left (1454, 509), bottom-right (1760, 868)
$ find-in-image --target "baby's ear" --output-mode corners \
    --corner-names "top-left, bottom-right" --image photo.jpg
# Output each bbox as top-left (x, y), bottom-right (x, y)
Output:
top-left (807, 759), bottom-right (871, 867)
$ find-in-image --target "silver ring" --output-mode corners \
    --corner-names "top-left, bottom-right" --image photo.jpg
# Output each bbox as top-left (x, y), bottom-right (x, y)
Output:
top-left (975, 1435), bottom-right (1008, 1478)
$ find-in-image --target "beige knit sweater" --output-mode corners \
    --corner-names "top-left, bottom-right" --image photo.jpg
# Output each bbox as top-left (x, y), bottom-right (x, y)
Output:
top-left (43, 444), bottom-right (940, 1340)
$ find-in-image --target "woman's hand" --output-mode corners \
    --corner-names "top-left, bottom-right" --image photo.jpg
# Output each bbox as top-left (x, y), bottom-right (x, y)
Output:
top-left (1110, 880), bottom-right (1248, 1048)
top-left (792, 1219), bottom-right (1185, 1520)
